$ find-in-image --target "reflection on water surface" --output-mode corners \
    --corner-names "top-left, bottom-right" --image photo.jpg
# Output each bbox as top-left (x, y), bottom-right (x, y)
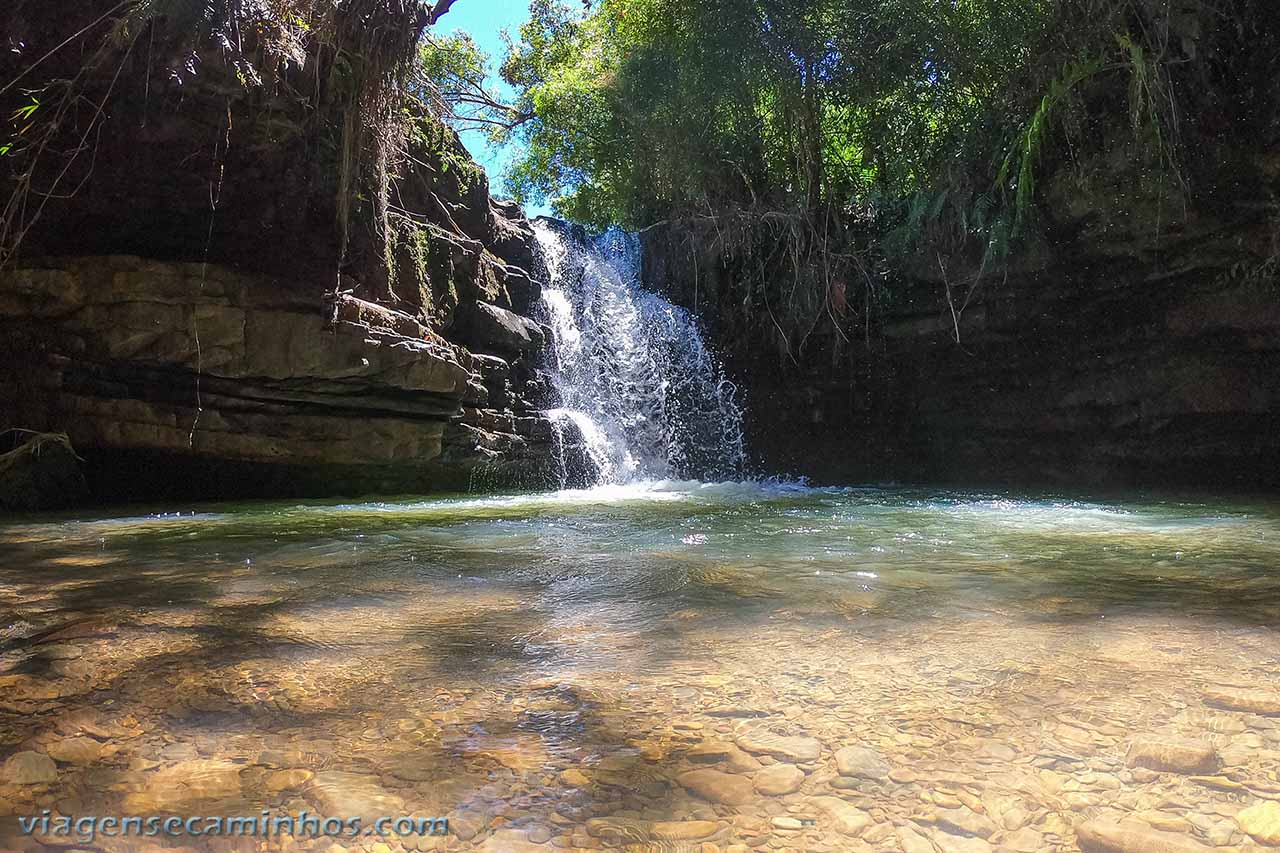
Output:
top-left (2, 482), bottom-right (1280, 851)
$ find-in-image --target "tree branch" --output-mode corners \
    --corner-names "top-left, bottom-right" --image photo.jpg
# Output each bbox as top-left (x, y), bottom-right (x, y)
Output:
top-left (427, 0), bottom-right (463, 27)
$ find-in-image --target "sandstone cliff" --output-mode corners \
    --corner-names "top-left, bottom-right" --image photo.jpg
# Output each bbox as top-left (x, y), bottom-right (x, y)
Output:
top-left (0, 3), bottom-right (571, 504)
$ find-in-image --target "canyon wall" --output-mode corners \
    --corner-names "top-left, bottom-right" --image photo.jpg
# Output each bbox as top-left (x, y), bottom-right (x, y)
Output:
top-left (0, 7), bottom-right (571, 504)
top-left (644, 157), bottom-right (1280, 491)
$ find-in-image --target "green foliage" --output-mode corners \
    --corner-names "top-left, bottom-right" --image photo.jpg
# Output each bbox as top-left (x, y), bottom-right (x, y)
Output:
top-left (499, 0), bottom-right (1251, 258)
top-left (995, 56), bottom-right (1105, 231)
top-left (499, 0), bottom-right (1058, 230)
top-left (494, 0), bottom-right (1272, 360)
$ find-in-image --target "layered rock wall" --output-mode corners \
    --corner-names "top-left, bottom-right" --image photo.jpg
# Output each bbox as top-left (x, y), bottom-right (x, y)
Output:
top-left (644, 185), bottom-right (1280, 491)
top-left (0, 257), bottom-right (565, 501)
top-left (0, 4), bottom-right (578, 504)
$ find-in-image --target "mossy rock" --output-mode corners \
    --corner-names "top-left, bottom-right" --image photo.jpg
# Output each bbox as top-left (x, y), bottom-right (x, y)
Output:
top-left (0, 433), bottom-right (88, 512)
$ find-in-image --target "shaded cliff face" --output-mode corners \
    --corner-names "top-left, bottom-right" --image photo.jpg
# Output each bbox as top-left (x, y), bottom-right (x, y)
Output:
top-left (0, 258), bottom-right (564, 501)
top-left (0, 6), bottom-right (571, 503)
top-left (643, 155), bottom-right (1280, 491)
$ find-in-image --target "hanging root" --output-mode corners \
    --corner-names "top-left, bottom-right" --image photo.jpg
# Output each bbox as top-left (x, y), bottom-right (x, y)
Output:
top-left (0, 0), bottom-right (461, 277)
top-left (653, 206), bottom-right (868, 363)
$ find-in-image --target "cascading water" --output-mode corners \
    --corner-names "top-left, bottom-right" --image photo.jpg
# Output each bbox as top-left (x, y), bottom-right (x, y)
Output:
top-left (535, 220), bottom-right (746, 485)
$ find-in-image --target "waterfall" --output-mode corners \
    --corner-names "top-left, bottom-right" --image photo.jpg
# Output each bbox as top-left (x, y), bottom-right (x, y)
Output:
top-left (535, 220), bottom-right (745, 485)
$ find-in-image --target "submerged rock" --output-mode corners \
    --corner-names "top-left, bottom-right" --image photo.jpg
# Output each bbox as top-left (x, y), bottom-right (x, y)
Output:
top-left (46, 737), bottom-right (106, 766)
top-left (649, 821), bottom-right (719, 841)
top-left (677, 768), bottom-right (755, 805)
top-left (754, 763), bottom-right (804, 795)
top-left (1075, 818), bottom-right (1214, 852)
top-left (1236, 801), bottom-right (1280, 845)
top-left (1125, 737), bottom-right (1219, 774)
top-left (734, 729), bottom-right (822, 762)
top-left (809, 796), bottom-right (873, 837)
top-left (1203, 686), bottom-right (1280, 716)
top-left (834, 745), bottom-right (891, 780)
top-left (265, 769), bottom-right (314, 792)
top-left (307, 771), bottom-right (405, 819)
top-left (558, 768), bottom-right (591, 787)
top-left (3, 751), bottom-right (57, 785)
top-left (936, 807), bottom-right (998, 839)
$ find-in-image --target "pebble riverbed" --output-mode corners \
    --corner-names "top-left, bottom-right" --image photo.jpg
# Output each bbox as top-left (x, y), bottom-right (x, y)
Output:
top-left (2, 484), bottom-right (1280, 853)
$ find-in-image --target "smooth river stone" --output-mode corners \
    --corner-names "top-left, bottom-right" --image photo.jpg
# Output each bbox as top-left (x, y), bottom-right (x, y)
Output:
top-left (559, 768), bottom-right (591, 787)
top-left (584, 818), bottom-right (650, 844)
top-left (265, 769), bottom-right (313, 792)
top-left (754, 763), bottom-right (804, 795)
top-left (834, 745), bottom-right (891, 780)
top-left (688, 741), bottom-right (738, 762)
top-left (1125, 737), bottom-right (1218, 774)
top-left (809, 796), bottom-right (873, 837)
top-left (898, 827), bottom-right (936, 853)
top-left (677, 768), bottom-right (755, 805)
top-left (1236, 801), bottom-right (1280, 844)
top-left (1203, 686), bottom-right (1280, 716)
top-left (1002, 827), bottom-right (1045, 853)
top-left (157, 759), bottom-right (244, 800)
top-left (1075, 819), bottom-right (1213, 853)
top-left (3, 751), bottom-right (57, 785)
top-left (475, 828), bottom-right (546, 852)
top-left (583, 817), bottom-right (716, 843)
top-left (936, 807), bottom-right (998, 839)
top-left (932, 834), bottom-right (993, 853)
top-left (385, 754), bottom-right (435, 782)
top-left (734, 730), bottom-right (822, 762)
top-left (307, 771), bottom-right (405, 818)
top-left (46, 736), bottom-right (105, 765)
top-left (688, 739), bottom-right (763, 770)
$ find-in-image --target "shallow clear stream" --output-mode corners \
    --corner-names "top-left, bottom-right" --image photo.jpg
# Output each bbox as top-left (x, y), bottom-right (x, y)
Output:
top-left (3, 483), bottom-right (1280, 851)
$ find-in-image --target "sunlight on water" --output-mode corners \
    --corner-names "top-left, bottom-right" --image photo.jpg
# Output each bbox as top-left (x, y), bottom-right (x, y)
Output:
top-left (2, 485), bottom-right (1280, 851)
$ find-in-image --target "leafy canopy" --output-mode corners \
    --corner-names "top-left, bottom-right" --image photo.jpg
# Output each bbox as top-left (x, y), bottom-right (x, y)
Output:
top-left (495, 0), bottom-right (1056, 230)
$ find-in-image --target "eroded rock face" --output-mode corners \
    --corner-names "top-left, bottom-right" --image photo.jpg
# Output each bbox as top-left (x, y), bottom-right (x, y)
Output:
top-left (0, 5), bottom-right (579, 505)
top-left (641, 179), bottom-right (1280, 490)
top-left (0, 257), bottom-right (565, 501)
top-left (455, 300), bottom-right (548, 356)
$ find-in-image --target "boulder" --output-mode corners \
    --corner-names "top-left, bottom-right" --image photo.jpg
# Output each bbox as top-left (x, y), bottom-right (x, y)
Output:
top-left (455, 300), bottom-right (546, 355)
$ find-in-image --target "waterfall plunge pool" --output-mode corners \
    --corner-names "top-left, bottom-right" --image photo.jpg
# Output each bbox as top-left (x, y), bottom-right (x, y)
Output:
top-left (3, 482), bottom-right (1280, 851)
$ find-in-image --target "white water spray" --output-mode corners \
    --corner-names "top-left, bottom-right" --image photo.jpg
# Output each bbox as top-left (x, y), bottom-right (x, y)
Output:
top-left (536, 221), bottom-right (745, 485)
